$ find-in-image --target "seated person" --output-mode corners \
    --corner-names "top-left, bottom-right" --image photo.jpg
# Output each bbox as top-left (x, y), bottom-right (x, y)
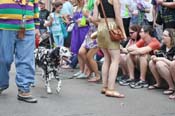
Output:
top-left (149, 28), bottom-right (175, 95)
top-left (73, 23), bottom-right (99, 80)
top-left (119, 25), bottom-right (141, 85)
top-left (126, 25), bottom-right (161, 89)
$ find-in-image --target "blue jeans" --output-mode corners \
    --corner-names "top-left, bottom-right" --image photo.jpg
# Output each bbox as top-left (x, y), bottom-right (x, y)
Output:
top-left (0, 30), bottom-right (35, 93)
top-left (69, 54), bottom-right (78, 69)
top-left (53, 34), bottom-right (64, 46)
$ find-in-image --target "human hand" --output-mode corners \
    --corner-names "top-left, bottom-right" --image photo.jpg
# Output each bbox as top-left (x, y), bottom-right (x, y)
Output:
top-left (44, 20), bottom-right (49, 27)
top-left (151, 55), bottom-right (156, 60)
top-left (76, 18), bottom-right (81, 24)
top-left (83, 10), bottom-right (89, 18)
top-left (35, 29), bottom-right (40, 36)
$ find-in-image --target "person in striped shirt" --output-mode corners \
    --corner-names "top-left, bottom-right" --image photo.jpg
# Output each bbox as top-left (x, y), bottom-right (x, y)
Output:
top-left (0, 0), bottom-right (40, 103)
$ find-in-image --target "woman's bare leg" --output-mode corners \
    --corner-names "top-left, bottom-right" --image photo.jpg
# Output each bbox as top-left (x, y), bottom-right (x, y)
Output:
top-left (120, 54), bottom-right (128, 75)
top-left (101, 48), bottom-right (110, 88)
top-left (169, 61), bottom-right (175, 99)
top-left (170, 61), bottom-right (175, 82)
top-left (156, 61), bottom-right (175, 90)
top-left (149, 60), bottom-right (161, 86)
top-left (127, 54), bottom-right (136, 80)
top-left (87, 48), bottom-right (100, 80)
top-left (78, 46), bottom-right (87, 73)
top-left (107, 49), bottom-right (120, 90)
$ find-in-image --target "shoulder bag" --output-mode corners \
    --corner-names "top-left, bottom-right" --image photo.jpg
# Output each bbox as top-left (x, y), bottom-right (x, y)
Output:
top-left (99, 0), bottom-right (124, 41)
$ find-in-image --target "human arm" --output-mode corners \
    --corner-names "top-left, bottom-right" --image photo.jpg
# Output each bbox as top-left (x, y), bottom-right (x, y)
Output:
top-left (44, 14), bottom-right (54, 27)
top-left (88, 0), bottom-right (100, 24)
top-left (34, 0), bottom-right (40, 35)
top-left (127, 38), bottom-right (161, 55)
top-left (120, 44), bottom-right (129, 53)
top-left (157, 0), bottom-right (175, 8)
top-left (127, 45), bottom-right (153, 55)
top-left (113, 0), bottom-right (127, 39)
top-left (153, 57), bottom-right (172, 65)
top-left (127, 39), bottom-right (144, 52)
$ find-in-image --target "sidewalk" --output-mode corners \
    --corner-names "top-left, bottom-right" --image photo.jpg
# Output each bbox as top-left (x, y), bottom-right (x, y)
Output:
top-left (0, 64), bottom-right (174, 116)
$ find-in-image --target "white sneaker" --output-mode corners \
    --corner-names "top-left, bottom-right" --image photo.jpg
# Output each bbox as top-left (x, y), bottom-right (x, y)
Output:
top-left (73, 71), bottom-right (83, 77)
top-left (76, 73), bottom-right (88, 79)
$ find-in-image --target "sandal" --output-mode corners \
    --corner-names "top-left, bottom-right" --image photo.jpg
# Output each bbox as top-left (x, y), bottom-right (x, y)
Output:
top-left (101, 87), bottom-right (107, 94)
top-left (148, 84), bottom-right (162, 90)
top-left (88, 77), bottom-right (100, 82)
top-left (105, 89), bottom-right (125, 98)
top-left (169, 94), bottom-right (175, 99)
top-left (163, 89), bottom-right (175, 95)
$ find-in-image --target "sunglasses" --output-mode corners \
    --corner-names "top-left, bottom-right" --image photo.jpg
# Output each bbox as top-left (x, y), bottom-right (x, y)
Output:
top-left (129, 31), bottom-right (135, 35)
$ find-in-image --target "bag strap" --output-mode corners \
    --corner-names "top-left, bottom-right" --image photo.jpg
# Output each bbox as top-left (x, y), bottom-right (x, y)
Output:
top-left (99, 0), bottom-right (110, 31)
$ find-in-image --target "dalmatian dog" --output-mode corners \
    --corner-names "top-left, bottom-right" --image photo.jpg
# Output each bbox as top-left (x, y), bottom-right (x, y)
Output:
top-left (34, 46), bottom-right (72, 94)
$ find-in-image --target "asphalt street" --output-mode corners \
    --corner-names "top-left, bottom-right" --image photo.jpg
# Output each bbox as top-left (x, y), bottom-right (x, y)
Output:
top-left (0, 64), bottom-right (174, 116)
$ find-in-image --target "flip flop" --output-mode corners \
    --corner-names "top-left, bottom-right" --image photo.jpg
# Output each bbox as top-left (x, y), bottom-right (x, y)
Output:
top-left (163, 89), bottom-right (175, 95)
top-left (148, 85), bottom-right (162, 90)
top-left (169, 94), bottom-right (175, 99)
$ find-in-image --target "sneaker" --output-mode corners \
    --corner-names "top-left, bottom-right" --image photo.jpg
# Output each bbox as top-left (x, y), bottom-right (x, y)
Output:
top-left (76, 73), bottom-right (88, 79)
top-left (119, 79), bottom-right (135, 86)
top-left (116, 75), bottom-right (129, 82)
top-left (129, 80), bottom-right (148, 89)
top-left (30, 84), bottom-right (35, 87)
top-left (73, 71), bottom-right (83, 77)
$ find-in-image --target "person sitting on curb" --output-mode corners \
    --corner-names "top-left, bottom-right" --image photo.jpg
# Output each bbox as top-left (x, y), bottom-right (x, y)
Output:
top-left (149, 28), bottom-right (175, 95)
top-left (126, 25), bottom-right (161, 89)
top-left (118, 24), bottom-right (141, 86)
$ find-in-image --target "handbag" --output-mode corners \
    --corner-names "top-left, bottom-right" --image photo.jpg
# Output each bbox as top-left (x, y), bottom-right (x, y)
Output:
top-left (99, 0), bottom-right (124, 41)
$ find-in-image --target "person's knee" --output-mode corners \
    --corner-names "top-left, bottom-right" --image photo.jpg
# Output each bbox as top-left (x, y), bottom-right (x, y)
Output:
top-left (149, 60), bottom-right (154, 68)
top-left (170, 61), bottom-right (175, 68)
top-left (78, 48), bottom-right (86, 56)
top-left (156, 61), bottom-right (166, 70)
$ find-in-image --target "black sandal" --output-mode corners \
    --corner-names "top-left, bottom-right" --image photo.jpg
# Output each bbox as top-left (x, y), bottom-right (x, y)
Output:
top-left (148, 85), bottom-right (162, 90)
top-left (163, 89), bottom-right (175, 95)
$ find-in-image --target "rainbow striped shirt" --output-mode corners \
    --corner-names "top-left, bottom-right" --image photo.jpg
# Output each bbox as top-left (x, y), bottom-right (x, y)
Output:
top-left (0, 0), bottom-right (39, 30)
